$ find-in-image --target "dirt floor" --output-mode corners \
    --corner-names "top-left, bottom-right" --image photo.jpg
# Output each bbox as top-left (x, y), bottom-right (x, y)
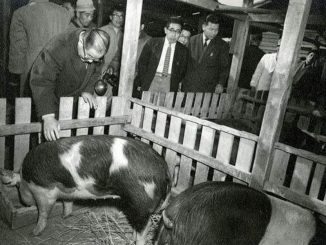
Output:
top-left (0, 200), bottom-right (160, 245)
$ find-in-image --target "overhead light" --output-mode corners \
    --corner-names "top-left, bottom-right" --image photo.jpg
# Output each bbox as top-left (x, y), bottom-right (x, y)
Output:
top-left (217, 0), bottom-right (268, 7)
top-left (192, 12), bottom-right (200, 15)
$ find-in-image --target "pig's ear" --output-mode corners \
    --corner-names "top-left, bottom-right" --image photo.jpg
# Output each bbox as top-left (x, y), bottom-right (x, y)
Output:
top-left (162, 210), bottom-right (174, 229)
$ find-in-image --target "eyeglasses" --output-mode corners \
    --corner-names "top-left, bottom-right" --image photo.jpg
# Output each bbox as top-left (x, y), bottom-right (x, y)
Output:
top-left (167, 28), bottom-right (181, 34)
top-left (113, 13), bottom-right (124, 18)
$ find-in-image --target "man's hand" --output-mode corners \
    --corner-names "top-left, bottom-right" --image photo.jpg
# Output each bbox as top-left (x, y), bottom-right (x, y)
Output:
top-left (81, 92), bottom-right (98, 109)
top-left (43, 115), bottom-right (60, 141)
top-left (215, 84), bottom-right (224, 94)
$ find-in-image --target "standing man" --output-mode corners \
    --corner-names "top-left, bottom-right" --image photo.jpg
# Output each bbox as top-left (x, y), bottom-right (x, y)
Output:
top-left (100, 5), bottom-right (125, 75)
top-left (134, 17), bottom-right (189, 97)
top-left (182, 14), bottom-right (229, 93)
top-left (8, 0), bottom-right (71, 96)
top-left (30, 29), bottom-right (110, 141)
top-left (70, 0), bottom-right (96, 28)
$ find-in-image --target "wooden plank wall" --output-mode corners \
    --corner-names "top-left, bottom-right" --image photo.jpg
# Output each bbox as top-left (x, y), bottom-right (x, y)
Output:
top-left (125, 98), bottom-right (257, 194)
top-left (125, 98), bottom-right (326, 216)
top-left (141, 91), bottom-right (231, 119)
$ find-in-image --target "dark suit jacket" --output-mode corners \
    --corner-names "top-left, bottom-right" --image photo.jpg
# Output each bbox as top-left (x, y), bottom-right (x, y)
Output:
top-left (134, 38), bottom-right (189, 95)
top-left (30, 29), bottom-right (103, 118)
top-left (182, 33), bottom-right (230, 92)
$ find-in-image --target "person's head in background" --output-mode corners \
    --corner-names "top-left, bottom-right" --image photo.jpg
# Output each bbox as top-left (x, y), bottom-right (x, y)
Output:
top-left (178, 24), bottom-right (192, 47)
top-left (75, 0), bottom-right (95, 28)
top-left (62, 0), bottom-right (76, 20)
top-left (164, 17), bottom-right (183, 44)
top-left (249, 33), bottom-right (262, 47)
top-left (110, 5), bottom-right (125, 30)
top-left (202, 14), bottom-right (220, 40)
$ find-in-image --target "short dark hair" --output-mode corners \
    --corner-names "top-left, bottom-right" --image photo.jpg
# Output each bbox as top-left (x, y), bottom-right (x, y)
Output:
top-left (110, 4), bottom-right (125, 15)
top-left (182, 24), bottom-right (193, 35)
top-left (165, 17), bottom-right (183, 29)
top-left (205, 14), bottom-right (220, 25)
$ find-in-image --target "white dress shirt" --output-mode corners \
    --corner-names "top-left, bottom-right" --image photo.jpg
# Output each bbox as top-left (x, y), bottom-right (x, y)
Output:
top-left (156, 38), bottom-right (176, 74)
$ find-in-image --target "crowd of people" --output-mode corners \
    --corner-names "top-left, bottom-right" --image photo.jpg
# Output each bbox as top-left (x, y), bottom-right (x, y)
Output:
top-left (6, 0), bottom-right (326, 140)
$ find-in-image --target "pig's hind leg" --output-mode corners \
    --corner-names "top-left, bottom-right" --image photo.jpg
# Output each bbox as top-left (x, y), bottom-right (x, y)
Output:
top-left (28, 183), bottom-right (58, 236)
top-left (18, 179), bottom-right (35, 206)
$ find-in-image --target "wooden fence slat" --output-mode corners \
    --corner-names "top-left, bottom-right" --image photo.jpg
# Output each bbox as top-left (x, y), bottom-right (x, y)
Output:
top-left (213, 131), bottom-right (234, 181)
top-left (192, 93), bottom-right (203, 117)
top-left (164, 92), bottom-right (174, 109)
top-left (0, 99), bottom-right (6, 169)
top-left (59, 97), bottom-right (74, 137)
top-left (216, 93), bottom-right (227, 118)
top-left (109, 96), bottom-right (128, 136)
top-left (174, 92), bottom-right (185, 112)
top-left (76, 98), bottom-right (90, 136)
top-left (194, 126), bottom-right (215, 185)
top-left (141, 91), bottom-right (153, 103)
top-left (93, 96), bottom-right (107, 135)
top-left (269, 149), bottom-right (290, 185)
top-left (290, 157), bottom-right (313, 194)
top-left (141, 107), bottom-right (154, 144)
top-left (157, 92), bottom-right (166, 106)
top-left (176, 121), bottom-right (197, 191)
top-left (208, 93), bottom-right (219, 118)
top-left (234, 138), bottom-right (255, 184)
top-left (309, 164), bottom-right (325, 199)
top-left (164, 115), bottom-right (182, 182)
top-left (222, 93), bottom-right (232, 119)
top-left (153, 111), bottom-right (168, 155)
top-left (14, 98), bottom-right (31, 171)
top-left (200, 93), bottom-right (212, 118)
top-left (131, 103), bottom-right (143, 128)
top-left (183, 93), bottom-right (194, 115)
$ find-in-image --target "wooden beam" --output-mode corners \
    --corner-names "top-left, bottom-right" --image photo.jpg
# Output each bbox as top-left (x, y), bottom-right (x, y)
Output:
top-left (118, 0), bottom-right (143, 97)
top-left (227, 18), bottom-right (250, 94)
top-left (175, 0), bottom-right (218, 11)
top-left (250, 0), bottom-right (313, 189)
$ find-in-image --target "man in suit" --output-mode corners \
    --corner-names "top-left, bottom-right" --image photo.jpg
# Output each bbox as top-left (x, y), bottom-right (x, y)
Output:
top-left (182, 14), bottom-right (229, 93)
top-left (30, 29), bottom-right (110, 141)
top-left (134, 17), bottom-right (189, 97)
top-left (8, 0), bottom-right (71, 97)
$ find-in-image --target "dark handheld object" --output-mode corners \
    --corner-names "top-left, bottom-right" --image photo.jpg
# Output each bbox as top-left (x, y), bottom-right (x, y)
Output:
top-left (94, 73), bottom-right (119, 96)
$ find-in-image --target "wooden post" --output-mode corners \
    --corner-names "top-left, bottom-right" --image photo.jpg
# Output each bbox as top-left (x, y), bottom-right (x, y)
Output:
top-left (118, 0), bottom-right (143, 98)
top-left (97, 0), bottom-right (103, 27)
top-left (250, 0), bottom-right (312, 189)
top-left (227, 18), bottom-right (249, 93)
top-left (0, 0), bottom-right (11, 97)
top-left (226, 18), bottom-right (250, 116)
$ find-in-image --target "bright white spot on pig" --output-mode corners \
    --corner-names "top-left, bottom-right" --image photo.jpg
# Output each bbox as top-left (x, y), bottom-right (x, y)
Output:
top-left (110, 138), bottom-right (129, 174)
top-left (59, 141), bottom-right (96, 190)
top-left (259, 195), bottom-right (316, 245)
top-left (141, 181), bottom-right (156, 200)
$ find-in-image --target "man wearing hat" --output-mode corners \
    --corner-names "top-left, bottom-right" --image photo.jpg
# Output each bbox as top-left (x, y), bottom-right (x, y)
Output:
top-left (70, 0), bottom-right (96, 28)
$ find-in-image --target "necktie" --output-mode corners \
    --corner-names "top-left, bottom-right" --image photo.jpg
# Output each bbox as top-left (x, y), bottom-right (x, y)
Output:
top-left (162, 43), bottom-right (171, 75)
top-left (204, 38), bottom-right (209, 47)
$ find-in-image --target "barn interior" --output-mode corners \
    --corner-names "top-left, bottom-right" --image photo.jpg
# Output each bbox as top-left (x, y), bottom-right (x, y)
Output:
top-left (0, 0), bottom-right (326, 244)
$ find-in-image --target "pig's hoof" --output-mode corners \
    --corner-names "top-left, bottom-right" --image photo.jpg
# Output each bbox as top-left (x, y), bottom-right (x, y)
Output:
top-left (32, 227), bottom-right (43, 236)
top-left (32, 223), bottom-right (46, 236)
top-left (62, 213), bottom-right (72, 219)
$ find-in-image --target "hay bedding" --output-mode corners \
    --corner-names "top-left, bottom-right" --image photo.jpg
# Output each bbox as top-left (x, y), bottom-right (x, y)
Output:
top-left (30, 207), bottom-right (161, 245)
